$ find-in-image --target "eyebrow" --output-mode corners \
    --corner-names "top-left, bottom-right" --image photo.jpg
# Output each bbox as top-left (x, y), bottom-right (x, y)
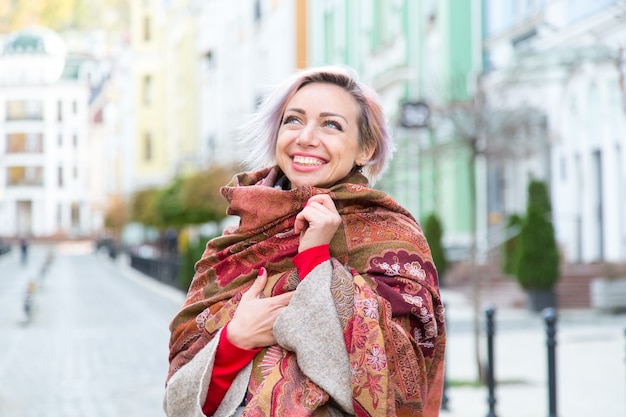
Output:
top-left (285, 108), bottom-right (349, 125)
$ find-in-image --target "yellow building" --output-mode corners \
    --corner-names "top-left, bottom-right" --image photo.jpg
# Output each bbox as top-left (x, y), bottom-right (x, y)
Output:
top-left (129, 0), bottom-right (199, 190)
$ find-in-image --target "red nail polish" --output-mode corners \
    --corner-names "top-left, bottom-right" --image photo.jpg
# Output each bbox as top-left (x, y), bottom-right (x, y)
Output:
top-left (259, 267), bottom-right (266, 275)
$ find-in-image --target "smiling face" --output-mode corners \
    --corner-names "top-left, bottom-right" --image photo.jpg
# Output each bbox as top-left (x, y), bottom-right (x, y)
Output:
top-left (275, 82), bottom-right (374, 188)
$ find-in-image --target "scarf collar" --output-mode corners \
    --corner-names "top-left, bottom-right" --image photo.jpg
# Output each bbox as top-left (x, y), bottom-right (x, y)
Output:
top-left (219, 166), bottom-right (373, 237)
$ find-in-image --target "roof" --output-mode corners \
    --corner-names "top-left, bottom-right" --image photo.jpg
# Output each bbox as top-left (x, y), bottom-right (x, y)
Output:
top-left (2, 26), bottom-right (66, 57)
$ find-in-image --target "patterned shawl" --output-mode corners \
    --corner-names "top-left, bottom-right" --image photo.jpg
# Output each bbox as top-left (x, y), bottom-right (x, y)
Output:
top-left (167, 167), bottom-right (446, 416)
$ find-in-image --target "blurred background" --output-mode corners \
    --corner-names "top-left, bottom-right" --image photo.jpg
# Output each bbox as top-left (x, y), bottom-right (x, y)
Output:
top-left (2, 0), bottom-right (626, 308)
top-left (0, 1), bottom-right (626, 416)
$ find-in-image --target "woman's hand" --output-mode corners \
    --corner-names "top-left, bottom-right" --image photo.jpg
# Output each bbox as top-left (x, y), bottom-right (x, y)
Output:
top-left (227, 268), bottom-right (294, 350)
top-left (294, 194), bottom-right (341, 253)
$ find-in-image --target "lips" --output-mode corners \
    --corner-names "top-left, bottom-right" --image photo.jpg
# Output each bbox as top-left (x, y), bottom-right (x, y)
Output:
top-left (293, 155), bottom-right (326, 166)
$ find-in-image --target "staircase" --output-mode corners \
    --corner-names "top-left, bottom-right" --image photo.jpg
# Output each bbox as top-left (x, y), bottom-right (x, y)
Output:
top-left (556, 264), bottom-right (604, 309)
top-left (443, 261), bottom-right (603, 310)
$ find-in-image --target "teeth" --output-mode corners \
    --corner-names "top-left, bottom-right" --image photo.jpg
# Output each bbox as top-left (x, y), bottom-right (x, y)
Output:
top-left (293, 156), bottom-right (324, 166)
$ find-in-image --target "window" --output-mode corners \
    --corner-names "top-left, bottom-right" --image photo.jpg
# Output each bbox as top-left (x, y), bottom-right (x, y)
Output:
top-left (323, 10), bottom-right (334, 62)
top-left (7, 100), bottom-right (43, 121)
top-left (72, 100), bottom-right (78, 114)
top-left (254, 0), bottom-right (262, 21)
top-left (371, 0), bottom-right (386, 51)
top-left (143, 75), bottom-right (153, 105)
top-left (71, 202), bottom-right (80, 228)
top-left (6, 133), bottom-right (44, 153)
top-left (143, 16), bottom-right (151, 41)
top-left (203, 50), bottom-right (215, 71)
top-left (57, 100), bottom-right (63, 121)
top-left (57, 203), bottom-right (63, 228)
top-left (144, 132), bottom-right (153, 161)
top-left (58, 134), bottom-right (63, 147)
top-left (58, 166), bottom-right (63, 187)
top-left (73, 134), bottom-right (78, 148)
top-left (6, 166), bottom-right (44, 186)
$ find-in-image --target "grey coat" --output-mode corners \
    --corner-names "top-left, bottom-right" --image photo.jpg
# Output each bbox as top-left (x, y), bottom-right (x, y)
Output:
top-left (163, 260), bottom-right (354, 417)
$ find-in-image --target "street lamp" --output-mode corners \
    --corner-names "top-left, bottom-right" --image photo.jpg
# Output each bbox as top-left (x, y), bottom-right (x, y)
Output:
top-left (400, 100), bottom-right (431, 129)
top-left (395, 99), bottom-right (434, 235)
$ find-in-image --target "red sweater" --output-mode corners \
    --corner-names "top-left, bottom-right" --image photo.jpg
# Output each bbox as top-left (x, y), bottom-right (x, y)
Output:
top-left (202, 244), bottom-right (330, 416)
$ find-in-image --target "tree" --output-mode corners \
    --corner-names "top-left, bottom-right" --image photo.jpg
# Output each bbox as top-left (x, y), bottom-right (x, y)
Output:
top-left (515, 179), bottom-right (560, 302)
top-left (154, 177), bottom-right (187, 228)
top-left (0, 0), bottom-right (127, 33)
top-left (103, 194), bottom-right (127, 239)
top-left (429, 76), bottom-right (548, 382)
top-left (129, 187), bottom-right (161, 227)
top-left (422, 213), bottom-right (448, 285)
top-left (129, 164), bottom-right (239, 230)
top-left (179, 164), bottom-right (238, 225)
top-left (501, 213), bottom-right (523, 276)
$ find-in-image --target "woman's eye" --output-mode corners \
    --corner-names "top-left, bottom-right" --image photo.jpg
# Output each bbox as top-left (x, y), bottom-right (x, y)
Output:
top-left (283, 115), bottom-right (300, 125)
top-left (323, 120), bottom-right (343, 131)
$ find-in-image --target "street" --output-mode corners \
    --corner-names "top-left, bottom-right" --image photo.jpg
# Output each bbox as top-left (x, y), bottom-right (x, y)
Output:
top-left (0, 242), bottom-right (183, 417)
top-left (440, 291), bottom-right (626, 417)
top-left (1, 242), bottom-right (625, 417)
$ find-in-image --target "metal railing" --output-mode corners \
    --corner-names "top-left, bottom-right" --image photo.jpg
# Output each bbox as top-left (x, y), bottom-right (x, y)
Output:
top-left (0, 243), bottom-right (11, 257)
top-left (128, 253), bottom-right (181, 289)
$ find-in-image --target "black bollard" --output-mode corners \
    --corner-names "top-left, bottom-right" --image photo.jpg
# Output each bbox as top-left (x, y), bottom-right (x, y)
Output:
top-left (485, 306), bottom-right (497, 417)
top-left (441, 302), bottom-right (449, 411)
top-left (543, 307), bottom-right (558, 417)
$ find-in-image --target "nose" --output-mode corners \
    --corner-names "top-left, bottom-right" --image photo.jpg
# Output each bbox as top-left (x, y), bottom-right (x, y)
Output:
top-left (295, 124), bottom-right (318, 146)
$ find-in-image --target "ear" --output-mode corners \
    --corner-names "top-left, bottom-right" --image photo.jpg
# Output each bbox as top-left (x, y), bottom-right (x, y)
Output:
top-left (355, 145), bottom-right (375, 166)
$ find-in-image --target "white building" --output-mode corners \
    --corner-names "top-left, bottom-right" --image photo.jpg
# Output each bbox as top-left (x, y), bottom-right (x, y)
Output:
top-left (195, 0), bottom-right (307, 166)
top-left (0, 27), bottom-right (102, 238)
top-left (482, 0), bottom-right (626, 263)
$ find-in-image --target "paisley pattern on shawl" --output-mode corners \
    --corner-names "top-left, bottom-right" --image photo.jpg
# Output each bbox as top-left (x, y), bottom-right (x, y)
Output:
top-left (167, 167), bottom-right (446, 416)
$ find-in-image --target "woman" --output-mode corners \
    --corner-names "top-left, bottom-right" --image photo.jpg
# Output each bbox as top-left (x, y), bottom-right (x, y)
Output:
top-left (164, 66), bottom-right (446, 417)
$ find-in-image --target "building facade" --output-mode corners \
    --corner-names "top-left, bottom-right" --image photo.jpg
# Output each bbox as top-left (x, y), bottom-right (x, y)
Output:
top-left (121, 0), bottom-right (626, 266)
top-left (129, 0), bottom-right (200, 190)
top-left (482, 0), bottom-right (626, 263)
top-left (307, 0), bottom-right (484, 258)
top-left (195, 0), bottom-right (308, 167)
top-left (0, 27), bottom-right (100, 238)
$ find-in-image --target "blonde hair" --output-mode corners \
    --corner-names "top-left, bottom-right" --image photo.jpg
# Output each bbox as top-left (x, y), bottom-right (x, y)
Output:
top-left (238, 66), bottom-right (395, 185)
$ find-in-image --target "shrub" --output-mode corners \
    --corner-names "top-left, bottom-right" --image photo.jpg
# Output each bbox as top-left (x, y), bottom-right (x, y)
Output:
top-left (178, 234), bottom-right (213, 290)
top-left (515, 180), bottom-right (560, 290)
top-left (501, 213), bottom-right (523, 276)
top-left (422, 213), bottom-right (448, 285)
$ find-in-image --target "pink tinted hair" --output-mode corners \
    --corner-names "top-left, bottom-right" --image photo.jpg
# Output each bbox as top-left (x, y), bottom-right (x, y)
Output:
top-left (238, 66), bottom-right (395, 185)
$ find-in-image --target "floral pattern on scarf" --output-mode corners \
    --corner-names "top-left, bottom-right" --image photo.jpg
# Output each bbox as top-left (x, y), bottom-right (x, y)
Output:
top-left (167, 168), bottom-right (446, 416)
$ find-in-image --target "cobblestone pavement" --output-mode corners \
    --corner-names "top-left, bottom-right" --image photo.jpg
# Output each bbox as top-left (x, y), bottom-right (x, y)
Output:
top-left (0, 242), bottom-right (184, 417)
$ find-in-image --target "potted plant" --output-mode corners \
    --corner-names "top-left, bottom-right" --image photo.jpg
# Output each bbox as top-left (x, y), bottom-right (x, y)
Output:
top-left (590, 262), bottom-right (626, 312)
top-left (514, 179), bottom-right (560, 312)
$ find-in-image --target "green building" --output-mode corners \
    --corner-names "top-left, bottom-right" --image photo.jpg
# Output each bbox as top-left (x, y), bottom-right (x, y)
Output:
top-left (308, 0), bottom-right (483, 257)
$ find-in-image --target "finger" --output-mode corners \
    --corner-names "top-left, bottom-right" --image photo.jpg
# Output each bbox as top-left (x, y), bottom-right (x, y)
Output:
top-left (272, 291), bottom-right (294, 306)
top-left (243, 267), bottom-right (267, 299)
top-left (295, 198), bottom-right (331, 233)
top-left (294, 212), bottom-right (308, 235)
top-left (306, 194), bottom-right (338, 212)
